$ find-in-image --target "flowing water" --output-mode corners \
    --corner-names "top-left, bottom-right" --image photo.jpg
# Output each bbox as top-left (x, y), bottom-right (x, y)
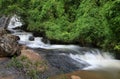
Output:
top-left (7, 15), bottom-right (120, 79)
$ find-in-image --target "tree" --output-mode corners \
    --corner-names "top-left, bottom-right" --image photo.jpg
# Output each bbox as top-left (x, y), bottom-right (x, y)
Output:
top-left (0, 0), bottom-right (120, 51)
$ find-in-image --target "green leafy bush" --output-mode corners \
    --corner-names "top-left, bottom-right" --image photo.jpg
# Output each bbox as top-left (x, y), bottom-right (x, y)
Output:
top-left (0, 0), bottom-right (120, 51)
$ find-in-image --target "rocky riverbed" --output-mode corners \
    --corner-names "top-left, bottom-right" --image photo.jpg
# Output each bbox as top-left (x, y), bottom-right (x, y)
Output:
top-left (0, 16), bottom-right (120, 79)
top-left (0, 27), bottom-right (59, 79)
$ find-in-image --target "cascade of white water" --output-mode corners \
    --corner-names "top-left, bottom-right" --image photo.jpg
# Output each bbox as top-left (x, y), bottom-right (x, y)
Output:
top-left (8, 15), bottom-right (49, 47)
top-left (7, 15), bottom-right (120, 73)
top-left (69, 50), bottom-right (120, 71)
top-left (8, 15), bottom-right (22, 29)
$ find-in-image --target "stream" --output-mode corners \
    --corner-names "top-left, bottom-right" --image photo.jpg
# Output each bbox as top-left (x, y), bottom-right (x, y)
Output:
top-left (7, 15), bottom-right (120, 79)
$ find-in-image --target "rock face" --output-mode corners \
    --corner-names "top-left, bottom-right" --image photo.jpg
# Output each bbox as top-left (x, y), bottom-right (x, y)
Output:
top-left (0, 16), bottom-right (10, 29)
top-left (0, 28), bottom-right (21, 57)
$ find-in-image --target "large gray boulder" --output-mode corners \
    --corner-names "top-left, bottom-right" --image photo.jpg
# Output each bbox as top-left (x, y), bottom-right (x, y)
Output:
top-left (0, 28), bottom-right (21, 57)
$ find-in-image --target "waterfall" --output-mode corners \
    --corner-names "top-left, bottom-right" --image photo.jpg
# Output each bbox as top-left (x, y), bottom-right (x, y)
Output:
top-left (8, 15), bottom-right (22, 29)
top-left (7, 15), bottom-right (120, 74)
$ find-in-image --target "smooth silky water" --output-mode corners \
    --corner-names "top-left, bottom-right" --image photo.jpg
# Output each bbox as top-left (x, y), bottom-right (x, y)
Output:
top-left (7, 15), bottom-right (120, 79)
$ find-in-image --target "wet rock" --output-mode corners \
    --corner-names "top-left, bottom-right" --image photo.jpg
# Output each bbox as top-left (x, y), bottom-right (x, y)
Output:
top-left (0, 31), bottom-right (21, 57)
top-left (45, 54), bottom-right (89, 73)
top-left (42, 38), bottom-right (49, 44)
top-left (29, 36), bottom-right (34, 41)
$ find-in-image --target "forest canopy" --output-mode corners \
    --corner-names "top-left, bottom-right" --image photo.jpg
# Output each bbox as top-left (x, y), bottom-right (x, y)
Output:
top-left (0, 0), bottom-right (120, 51)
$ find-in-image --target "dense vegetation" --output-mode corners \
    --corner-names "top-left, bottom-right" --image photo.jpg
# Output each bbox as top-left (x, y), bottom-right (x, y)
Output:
top-left (0, 0), bottom-right (120, 51)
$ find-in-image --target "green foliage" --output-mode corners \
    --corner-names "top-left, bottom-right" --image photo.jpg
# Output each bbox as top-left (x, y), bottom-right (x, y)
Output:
top-left (74, 0), bottom-right (112, 46)
top-left (8, 56), bottom-right (23, 68)
top-left (100, 0), bottom-right (120, 50)
top-left (0, 0), bottom-right (120, 51)
top-left (114, 44), bottom-right (120, 51)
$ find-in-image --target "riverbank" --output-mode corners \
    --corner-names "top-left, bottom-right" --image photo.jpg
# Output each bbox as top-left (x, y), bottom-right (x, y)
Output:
top-left (1, 47), bottom-right (120, 79)
top-left (0, 45), bottom-right (61, 79)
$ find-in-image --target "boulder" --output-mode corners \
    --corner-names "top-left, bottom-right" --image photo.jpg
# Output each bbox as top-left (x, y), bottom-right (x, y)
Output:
top-left (29, 36), bottom-right (34, 41)
top-left (20, 48), bottom-right (47, 72)
top-left (42, 38), bottom-right (49, 44)
top-left (20, 49), bottom-right (42, 62)
top-left (0, 29), bottom-right (21, 57)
